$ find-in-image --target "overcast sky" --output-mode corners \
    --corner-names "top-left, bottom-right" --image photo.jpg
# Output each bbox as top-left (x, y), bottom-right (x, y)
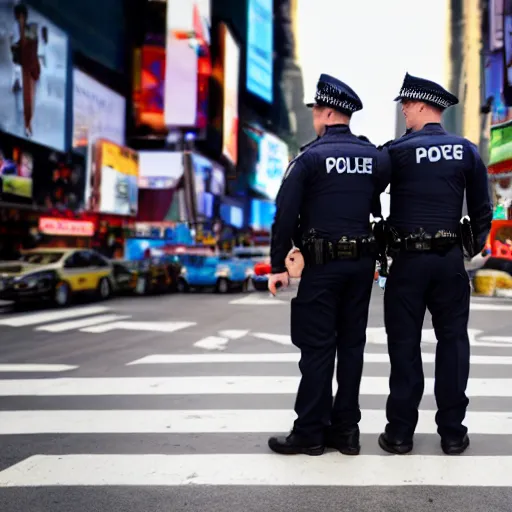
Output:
top-left (297, 0), bottom-right (448, 145)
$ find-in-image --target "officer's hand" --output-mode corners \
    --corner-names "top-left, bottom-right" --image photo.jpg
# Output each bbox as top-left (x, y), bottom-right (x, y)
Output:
top-left (285, 248), bottom-right (304, 278)
top-left (268, 272), bottom-right (289, 296)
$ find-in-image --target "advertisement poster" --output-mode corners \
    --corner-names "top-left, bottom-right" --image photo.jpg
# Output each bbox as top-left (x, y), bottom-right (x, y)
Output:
top-left (246, 0), bottom-right (273, 103)
top-left (0, 132), bottom-right (85, 209)
top-left (220, 203), bottom-right (243, 228)
top-left (242, 125), bottom-right (288, 201)
top-left (165, 0), bottom-right (211, 128)
top-left (250, 198), bottom-right (276, 231)
top-left (489, 121), bottom-right (512, 174)
top-left (72, 68), bottom-right (126, 149)
top-left (485, 52), bottom-right (509, 124)
top-left (191, 152), bottom-right (225, 217)
top-left (134, 44), bottom-right (166, 132)
top-left (490, 0), bottom-right (505, 51)
top-left (254, 131), bottom-right (288, 200)
top-left (88, 139), bottom-right (139, 216)
top-left (0, 0), bottom-right (68, 151)
top-left (221, 24), bottom-right (240, 164)
top-left (0, 141), bottom-right (32, 202)
top-left (505, 5), bottom-right (512, 86)
top-left (138, 151), bottom-right (184, 189)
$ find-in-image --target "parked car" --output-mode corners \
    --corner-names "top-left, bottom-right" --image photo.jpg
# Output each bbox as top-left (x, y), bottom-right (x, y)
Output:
top-left (0, 248), bottom-right (114, 307)
top-left (176, 253), bottom-right (252, 293)
top-left (112, 256), bottom-right (182, 295)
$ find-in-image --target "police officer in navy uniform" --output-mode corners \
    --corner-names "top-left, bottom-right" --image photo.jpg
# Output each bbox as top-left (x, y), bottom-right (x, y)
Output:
top-left (378, 73), bottom-right (492, 456)
top-left (267, 74), bottom-right (391, 456)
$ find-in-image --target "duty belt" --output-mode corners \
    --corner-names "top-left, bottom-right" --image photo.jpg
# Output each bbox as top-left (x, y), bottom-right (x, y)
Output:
top-left (388, 228), bottom-right (460, 253)
top-left (303, 236), bottom-right (377, 265)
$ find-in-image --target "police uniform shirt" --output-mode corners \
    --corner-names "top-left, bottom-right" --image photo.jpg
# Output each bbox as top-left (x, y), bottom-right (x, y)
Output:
top-left (270, 124), bottom-right (392, 273)
top-left (386, 123), bottom-right (492, 245)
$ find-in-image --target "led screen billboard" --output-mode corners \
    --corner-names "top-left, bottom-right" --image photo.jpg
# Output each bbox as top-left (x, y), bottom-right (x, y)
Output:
top-left (243, 125), bottom-right (288, 201)
top-left (73, 69), bottom-right (126, 149)
top-left (246, 0), bottom-right (273, 103)
top-left (0, 0), bottom-right (68, 150)
top-left (250, 198), bottom-right (276, 231)
top-left (86, 139), bottom-right (139, 216)
top-left (164, 0), bottom-right (211, 128)
top-left (221, 24), bottom-right (240, 164)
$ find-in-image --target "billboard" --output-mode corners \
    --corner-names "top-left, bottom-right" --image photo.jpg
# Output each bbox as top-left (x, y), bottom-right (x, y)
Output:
top-left (133, 44), bottom-right (166, 132)
top-left (489, 120), bottom-right (512, 175)
top-left (164, 0), bottom-right (211, 128)
top-left (242, 125), bottom-right (288, 201)
top-left (0, 0), bottom-right (68, 151)
top-left (0, 132), bottom-right (85, 209)
top-left (191, 152), bottom-right (225, 218)
top-left (87, 140), bottom-right (139, 216)
top-left (490, 0), bottom-right (505, 51)
top-left (221, 24), bottom-right (240, 164)
top-left (246, 0), bottom-right (273, 103)
top-left (250, 198), bottom-right (276, 231)
top-left (220, 203), bottom-right (243, 228)
top-left (72, 69), bottom-right (126, 149)
top-left (505, 0), bottom-right (512, 97)
top-left (485, 52), bottom-right (509, 124)
top-left (138, 151), bottom-right (184, 189)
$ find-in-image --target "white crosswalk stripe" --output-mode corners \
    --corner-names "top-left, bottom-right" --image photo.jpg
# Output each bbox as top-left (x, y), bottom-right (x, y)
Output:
top-left (0, 306), bottom-right (196, 335)
top-left (1, 341), bottom-right (512, 488)
top-left (0, 306), bottom-right (111, 327)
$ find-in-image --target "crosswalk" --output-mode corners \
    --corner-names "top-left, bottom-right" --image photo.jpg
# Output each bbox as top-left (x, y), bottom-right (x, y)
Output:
top-left (0, 297), bottom-right (511, 338)
top-left (0, 305), bottom-right (196, 334)
top-left (1, 338), bottom-right (512, 489)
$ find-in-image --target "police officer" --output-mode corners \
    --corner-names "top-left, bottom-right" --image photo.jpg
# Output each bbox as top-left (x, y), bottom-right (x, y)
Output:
top-left (378, 73), bottom-right (493, 455)
top-left (267, 74), bottom-right (391, 456)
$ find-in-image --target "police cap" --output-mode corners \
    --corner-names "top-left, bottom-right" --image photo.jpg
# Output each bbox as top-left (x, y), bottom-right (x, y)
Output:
top-left (306, 74), bottom-right (363, 115)
top-left (394, 72), bottom-right (459, 110)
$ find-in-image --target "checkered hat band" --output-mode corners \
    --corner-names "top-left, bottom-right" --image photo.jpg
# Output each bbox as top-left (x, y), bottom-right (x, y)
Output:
top-left (399, 87), bottom-right (452, 108)
top-left (315, 82), bottom-right (359, 112)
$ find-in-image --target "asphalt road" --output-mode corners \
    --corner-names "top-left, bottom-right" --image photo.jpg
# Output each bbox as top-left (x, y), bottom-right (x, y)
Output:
top-left (0, 286), bottom-right (512, 511)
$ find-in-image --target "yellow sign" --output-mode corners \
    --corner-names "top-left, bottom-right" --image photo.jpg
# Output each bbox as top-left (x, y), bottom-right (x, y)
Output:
top-left (99, 140), bottom-right (139, 177)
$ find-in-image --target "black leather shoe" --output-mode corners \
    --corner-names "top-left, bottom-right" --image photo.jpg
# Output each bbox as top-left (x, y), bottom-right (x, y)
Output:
top-left (441, 434), bottom-right (470, 455)
top-left (325, 427), bottom-right (360, 455)
top-left (378, 432), bottom-right (413, 454)
top-left (268, 433), bottom-right (324, 456)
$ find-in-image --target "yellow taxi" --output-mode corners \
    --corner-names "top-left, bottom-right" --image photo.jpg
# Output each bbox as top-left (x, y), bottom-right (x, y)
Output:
top-left (0, 248), bottom-right (114, 307)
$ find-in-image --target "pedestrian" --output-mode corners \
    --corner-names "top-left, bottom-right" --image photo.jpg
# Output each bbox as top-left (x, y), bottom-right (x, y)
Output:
top-left (378, 73), bottom-right (493, 456)
top-left (267, 73), bottom-right (391, 456)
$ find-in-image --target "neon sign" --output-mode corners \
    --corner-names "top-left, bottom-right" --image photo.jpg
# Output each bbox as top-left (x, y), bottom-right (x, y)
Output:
top-left (38, 218), bottom-right (95, 237)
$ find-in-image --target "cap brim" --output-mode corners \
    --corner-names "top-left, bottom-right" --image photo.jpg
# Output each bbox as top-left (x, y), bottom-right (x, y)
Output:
top-left (394, 95), bottom-right (403, 102)
top-left (306, 102), bottom-right (315, 108)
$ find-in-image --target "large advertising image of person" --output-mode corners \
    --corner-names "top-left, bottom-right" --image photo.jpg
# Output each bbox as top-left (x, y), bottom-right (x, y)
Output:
top-left (0, 1), bottom-right (68, 151)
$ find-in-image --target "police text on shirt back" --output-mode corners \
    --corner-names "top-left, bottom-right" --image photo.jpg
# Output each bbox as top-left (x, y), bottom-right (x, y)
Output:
top-left (416, 144), bottom-right (463, 163)
top-left (325, 157), bottom-right (373, 174)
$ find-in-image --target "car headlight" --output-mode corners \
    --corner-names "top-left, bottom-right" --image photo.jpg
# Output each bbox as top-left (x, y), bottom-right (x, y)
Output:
top-left (180, 267), bottom-right (187, 275)
top-left (245, 267), bottom-right (254, 277)
top-left (215, 266), bottom-right (230, 277)
top-left (16, 271), bottom-right (54, 288)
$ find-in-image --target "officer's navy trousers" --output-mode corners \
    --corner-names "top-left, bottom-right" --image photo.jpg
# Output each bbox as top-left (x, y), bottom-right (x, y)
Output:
top-left (290, 256), bottom-right (375, 444)
top-left (384, 245), bottom-right (470, 440)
